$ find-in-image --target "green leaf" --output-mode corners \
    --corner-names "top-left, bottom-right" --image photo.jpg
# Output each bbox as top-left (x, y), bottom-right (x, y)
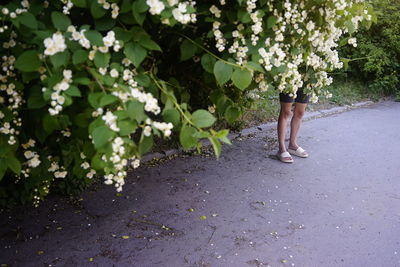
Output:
top-left (267, 16), bottom-right (277, 28)
top-left (345, 21), bottom-right (356, 34)
top-left (121, 0), bottom-right (132, 13)
top-left (192, 109), bottom-right (216, 128)
top-left (224, 106), bottom-right (241, 124)
top-left (127, 100), bottom-right (146, 122)
top-left (27, 87), bottom-right (46, 109)
top-left (43, 114), bottom-right (61, 134)
top-left (91, 1), bottom-right (107, 19)
top-left (84, 30), bottom-right (104, 46)
top-left (18, 12), bottom-right (38, 29)
top-left (51, 11), bottom-right (71, 31)
top-left (6, 156), bottom-right (21, 175)
top-left (208, 137), bottom-right (222, 158)
top-left (91, 153), bottom-right (106, 170)
top-left (139, 38), bottom-right (162, 51)
top-left (132, 0), bottom-right (148, 25)
top-left (135, 73), bottom-right (151, 86)
top-left (99, 94), bottom-right (118, 107)
top-left (213, 61), bottom-right (233, 86)
top-left (162, 109), bottom-right (180, 127)
top-left (179, 126), bottom-right (198, 149)
top-left (95, 17), bottom-right (116, 31)
top-left (201, 54), bottom-right (216, 73)
top-left (180, 40), bottom-right (197, 61)
top-left (88, 92), bottom-right (103, 108)
top-left (246, 61), bottom-right (265, 73)
top-left (216, 129), bottom-right (231, 145)
top-left (74, 77), bottom-right (91, 85)
top-left (0, 158), bottom-right (7, 181)
top-left (132, 0), bottom-right (148, 12)
top-left (132, 8), bottom-right (146, 25)
top-left (65, 85), bottom-right (81, 97)
top-left (124, 43), bottom-right (147, 67)
top-left (50, 50), bottom-right (70, 69)
top-left (72, 0), bottom-right (87, 8)
top-left (15, 50), bottom-right (41, 72)
top-left (231, 68), bottom-right (253, 90)
top-left (72, 49), bottom-right (88, 65)
top-left (138, 135), bottom-right (153, 154)
top-left (94, 51), bottom-right (110, 68)
top-left (92, 126), bottom-right (114, 148)
top-left (118, 120), bottom-right (137, 136)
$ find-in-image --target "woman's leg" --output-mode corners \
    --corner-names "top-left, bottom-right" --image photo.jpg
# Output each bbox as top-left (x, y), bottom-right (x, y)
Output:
top-left (277, 102), bottom-right (293, 157)
top-left (289, 102), bottom-right (307, 150)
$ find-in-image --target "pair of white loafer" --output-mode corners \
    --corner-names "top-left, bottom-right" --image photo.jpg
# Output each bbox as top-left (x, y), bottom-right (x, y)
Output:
top-left (277, 147), bottom-right (308, 163)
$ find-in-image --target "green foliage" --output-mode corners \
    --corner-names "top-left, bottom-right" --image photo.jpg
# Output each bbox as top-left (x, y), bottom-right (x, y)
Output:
top-left (341, 0), bottom-right (400, 96)
top-left (0, 0), bottom-right (372, 208)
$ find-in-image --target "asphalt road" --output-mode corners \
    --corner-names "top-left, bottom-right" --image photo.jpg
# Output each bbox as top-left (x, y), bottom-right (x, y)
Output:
top-left (1, 101), bottom-right (399, 267)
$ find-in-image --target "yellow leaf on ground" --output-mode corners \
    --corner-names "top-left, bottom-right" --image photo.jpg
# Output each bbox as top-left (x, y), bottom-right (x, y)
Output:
top-left (37, 250), bottom-right (44, 255)
top-left (121, 235), bottom-right (130, 239)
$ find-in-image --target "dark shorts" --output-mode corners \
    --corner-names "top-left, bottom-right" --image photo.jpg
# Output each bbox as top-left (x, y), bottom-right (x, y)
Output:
top-left (279, 89), bottom-right (310, 104)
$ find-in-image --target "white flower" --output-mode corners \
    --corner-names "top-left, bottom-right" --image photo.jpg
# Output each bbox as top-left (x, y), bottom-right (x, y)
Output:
top-left (146, 0), bottom-right (165, 15)
top-left (131, 159), bottom-right (140, 169)
top-left (24, 150), bottom-right (34, 159)
top-left (110, 69), bottom-right (119, 78)
top-left (87, 169), bottom-right (96, 179)
top-left (81, 162), bottom-right (90, 169)
top-left (98, 46), bottom-right (109, 53)
top-left (348, 37), bottom-right (357, 47)
top-left (48, 162), bottom-right (59, 172)
top-left (28, 157), bottom-right (41, 168)
top-left (54, 170), bottom-right (68, 178)
top-left (143, 126), bottom-right (152, 136)
top-left (99, 67), bottom-right (107, 75)
top-left (63, 69), bottom-right (72, 81)
top-left (44, 33), bottom-right (67, 56)
top-left (209, 5), bottom-right (221, 18)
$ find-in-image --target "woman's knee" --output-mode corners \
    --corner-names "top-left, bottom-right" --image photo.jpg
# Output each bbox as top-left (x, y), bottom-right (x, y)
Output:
top-left (293, 108), bottom-right (305, 119)
top-left (280, 108), bottom-right (293, 119)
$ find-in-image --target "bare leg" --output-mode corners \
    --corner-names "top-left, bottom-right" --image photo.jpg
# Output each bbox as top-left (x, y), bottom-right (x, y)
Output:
top-left (289, 102), bottom-right (307, 151)
top-left (277, 102), bottom-right (293, 160)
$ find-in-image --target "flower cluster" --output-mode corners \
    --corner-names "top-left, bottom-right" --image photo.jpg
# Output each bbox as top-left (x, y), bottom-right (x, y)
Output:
top-left (102, 111), bottom-right (120, 132)
top-left (1, 3), bottom-right (28, 20)
top-left (3, 31), bottom-right (17, 49)
top-left (247, 0), bottom-right (263, 46)
top-left (47, 69), bottom-right (73, 116)
top-left (131, 87), bottom-right (161, 115)
top-left (44, 33), bottom-right (67, 56)
top-left (61, 0), bottom-right (74, 15)
top-left (348, 37), bottom-right (357, 47)
top-left (147, 0), bottom-right (165, 15)
top-left (79, 153), bottom-right (97, 179)
top-left (102, 31), bottom-right (121, 52)
top-left (171, 2), bottom-right (197, 24)
top-left (143, 118), bottom-right (173, 137)
top-left (24, 150), bottom-right (41, 168)
top-left (97, 0), bottom-right (120, 18)
top-left (212, 21), bottom-right (226, 52)
top-left (67, 26), bottom-right (90, 49)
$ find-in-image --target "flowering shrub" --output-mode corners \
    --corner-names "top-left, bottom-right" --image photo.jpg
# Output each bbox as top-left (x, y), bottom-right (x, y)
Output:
top-left (339, 0), bottom-right (399, 97)
top-left (0, 0), bottom-right (374, 207)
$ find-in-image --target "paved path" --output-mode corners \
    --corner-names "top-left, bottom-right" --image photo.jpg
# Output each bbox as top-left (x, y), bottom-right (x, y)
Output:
top-left (1, 101), bottom-right (400, 267)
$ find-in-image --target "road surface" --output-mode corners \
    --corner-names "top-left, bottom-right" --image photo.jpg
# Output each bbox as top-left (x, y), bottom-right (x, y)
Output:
top-left (1, 101), bottom-right (399, 267)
